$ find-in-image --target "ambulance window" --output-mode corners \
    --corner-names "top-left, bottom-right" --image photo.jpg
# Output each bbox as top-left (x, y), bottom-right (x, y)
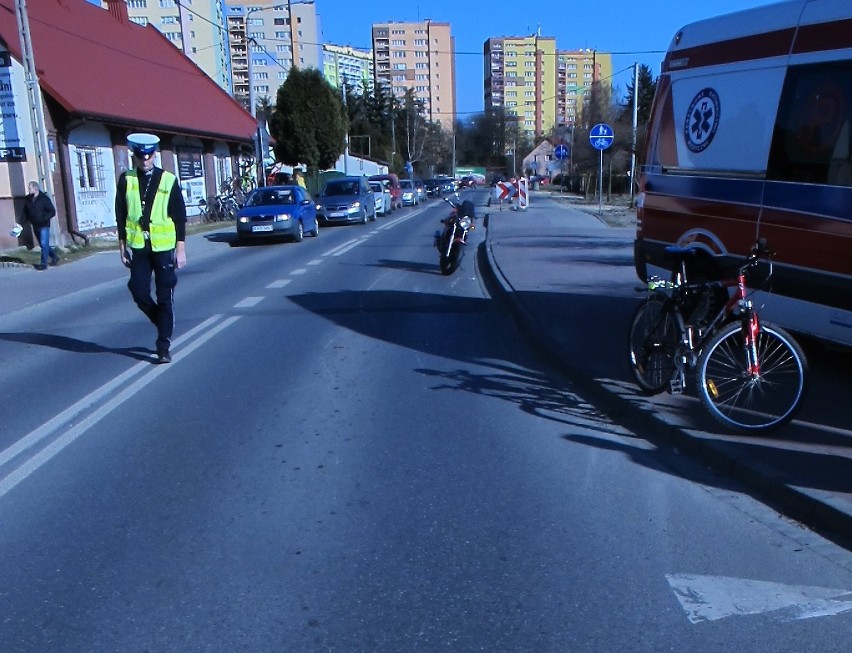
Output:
top-left (767, 61), bottom-right (852, 186)
top-left (647, 80), bottom-right (677, 168)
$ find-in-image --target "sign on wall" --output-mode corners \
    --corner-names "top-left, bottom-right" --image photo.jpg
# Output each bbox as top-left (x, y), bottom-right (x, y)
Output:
top-left (0, 48), bottom-right (27, 162)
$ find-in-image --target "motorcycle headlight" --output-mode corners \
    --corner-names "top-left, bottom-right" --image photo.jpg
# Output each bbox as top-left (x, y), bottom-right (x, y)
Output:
top-left (458, 217), bottom-right (472, 230)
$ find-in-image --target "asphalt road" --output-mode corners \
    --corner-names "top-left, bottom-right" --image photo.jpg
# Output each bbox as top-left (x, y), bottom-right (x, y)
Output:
top-left (1, 193), bottom-right (852, 651)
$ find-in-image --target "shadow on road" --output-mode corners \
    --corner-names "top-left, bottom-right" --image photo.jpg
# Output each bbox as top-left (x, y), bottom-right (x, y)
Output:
top-left (0, 332), bottom-right (154, 362)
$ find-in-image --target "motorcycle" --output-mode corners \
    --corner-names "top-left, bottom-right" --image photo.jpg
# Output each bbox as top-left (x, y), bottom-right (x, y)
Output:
top-left (435, 195), bottom-right (475, 275)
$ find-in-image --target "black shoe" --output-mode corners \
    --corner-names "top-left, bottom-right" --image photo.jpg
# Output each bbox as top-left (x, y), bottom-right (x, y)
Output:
top-left (34, 264), bottom-right (47, 271)
top-left (156, 347), bottom-right (171, 364)
top-left (49, 257), bottom-right (59, 267)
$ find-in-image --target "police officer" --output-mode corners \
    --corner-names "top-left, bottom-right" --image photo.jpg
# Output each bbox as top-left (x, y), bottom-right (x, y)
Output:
top-left (116, 133), bottom-right (187, 363)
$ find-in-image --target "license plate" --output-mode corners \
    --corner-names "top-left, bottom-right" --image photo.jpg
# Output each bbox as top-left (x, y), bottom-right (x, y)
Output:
top-left (252, 224), bottom-right (273, 232)
top-left (329, 211), bottom-right (345, 218)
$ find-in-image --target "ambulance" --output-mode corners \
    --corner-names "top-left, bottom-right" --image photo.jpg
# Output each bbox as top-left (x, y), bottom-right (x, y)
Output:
top-left (635, 0), bottom-right (852, 347)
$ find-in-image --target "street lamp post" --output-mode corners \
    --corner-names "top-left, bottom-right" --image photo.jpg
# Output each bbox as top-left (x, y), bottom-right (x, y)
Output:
top-left (243, 2), bottom-right (297, 187)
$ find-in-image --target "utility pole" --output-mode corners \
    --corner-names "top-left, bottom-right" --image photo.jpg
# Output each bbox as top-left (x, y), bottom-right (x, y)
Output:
top-left (15, 0), bottom-right (52, 198)
top-left (287, 0), bottom-right (296, 70)
top-left (630, 62), bottom-right (639, 206)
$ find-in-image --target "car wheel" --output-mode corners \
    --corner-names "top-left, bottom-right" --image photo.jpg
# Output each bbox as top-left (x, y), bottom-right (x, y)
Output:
top-left (310, 219), bottom-right (319, 237)
top-left (361, 207), bottom-right (368, 224)
top-left (293, 221), bottom-right (304, 242)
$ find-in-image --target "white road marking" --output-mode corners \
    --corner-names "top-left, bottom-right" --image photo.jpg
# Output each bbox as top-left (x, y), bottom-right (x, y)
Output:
top-left (266, 279), bottom-right (291, 288)
top-left (234, 296), bottom-right (264, 308)
top-left (0, 315), bottom-right (241, 499)
top-left (291, 268), bottom-right (308, 275)
top-left (666, 574), bottom-right (852, 623)
top-left (332, 239), bottom-right (366, 256)
top-left (307, 259), bottom-right (323, 266)
top-left (324, 239), bottom-right (360, 257)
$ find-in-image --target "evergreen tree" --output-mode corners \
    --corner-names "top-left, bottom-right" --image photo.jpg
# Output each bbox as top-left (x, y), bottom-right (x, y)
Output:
top-left (268, 68), bottom-right (347, 170)
top-left (624, 64), bottom-right (657, 126)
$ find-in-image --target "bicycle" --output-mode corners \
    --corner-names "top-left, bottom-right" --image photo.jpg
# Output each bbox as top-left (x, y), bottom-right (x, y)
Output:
top-left (627, 239), bottom-right (808, 432)
top-left (200, 190), bottom-right (239, 222)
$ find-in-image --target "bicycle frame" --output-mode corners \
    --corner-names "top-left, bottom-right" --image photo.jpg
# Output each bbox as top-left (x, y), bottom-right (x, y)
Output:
top-left (652, 252), bottom-right (767, 392)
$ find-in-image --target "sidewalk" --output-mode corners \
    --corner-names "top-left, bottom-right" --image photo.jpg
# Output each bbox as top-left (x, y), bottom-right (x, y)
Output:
top-left (481, 193), bottom-right (852, 547)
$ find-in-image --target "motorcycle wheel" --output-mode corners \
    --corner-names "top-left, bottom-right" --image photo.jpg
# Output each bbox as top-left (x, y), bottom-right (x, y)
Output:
top-left (440, 245), bottom-right (461, 275)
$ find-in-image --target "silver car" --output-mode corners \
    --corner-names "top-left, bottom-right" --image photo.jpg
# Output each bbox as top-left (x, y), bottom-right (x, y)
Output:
top-left (317, 176), bottom-right (377, 224)
top-left (369, 181), bottom-right (392, 216)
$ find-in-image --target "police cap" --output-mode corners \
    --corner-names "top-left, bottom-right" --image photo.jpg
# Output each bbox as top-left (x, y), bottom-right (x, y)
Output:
top-left (127, 133), bottom-right (160, 155)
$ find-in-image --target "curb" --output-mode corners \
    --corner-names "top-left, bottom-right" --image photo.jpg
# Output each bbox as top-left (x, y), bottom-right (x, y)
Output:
top-left (477, 229), bottom-right (852, 548)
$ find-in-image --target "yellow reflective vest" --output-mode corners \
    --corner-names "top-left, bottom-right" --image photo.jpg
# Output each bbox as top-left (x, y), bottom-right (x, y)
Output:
top-left (125, 169), bottom-right (178, 251)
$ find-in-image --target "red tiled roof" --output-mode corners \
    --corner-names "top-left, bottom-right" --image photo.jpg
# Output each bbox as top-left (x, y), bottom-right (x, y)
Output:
top-left (0, 0), bottom-right (256, 142)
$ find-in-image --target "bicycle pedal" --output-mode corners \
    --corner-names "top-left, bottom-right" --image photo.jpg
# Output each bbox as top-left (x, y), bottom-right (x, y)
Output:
top-left (669, 378), bottom-right (684, 394)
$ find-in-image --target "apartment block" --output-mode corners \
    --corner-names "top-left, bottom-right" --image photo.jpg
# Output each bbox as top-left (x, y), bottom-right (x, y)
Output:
top-left (323, 44), bottom-right (373, 94)
top-left (484, 35), bottom-right (557, 138)
top-left (225, 0), bottom-right (322, 113)
top-left (115, 0), bottom-right (231, 93)
top-left (557, 49), bottom-right (613, 127)
top-left (372, 20), bottom-right (456, 131)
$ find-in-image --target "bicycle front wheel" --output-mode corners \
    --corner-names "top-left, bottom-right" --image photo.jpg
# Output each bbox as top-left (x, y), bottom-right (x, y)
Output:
top-left (628, 294), bottom-right (679, 395)
top-left (696, 321), bottom-right (808, 432)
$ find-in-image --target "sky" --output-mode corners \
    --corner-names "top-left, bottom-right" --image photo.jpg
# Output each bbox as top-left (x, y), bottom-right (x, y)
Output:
top-left (316, 0), bottom-right (782, 118)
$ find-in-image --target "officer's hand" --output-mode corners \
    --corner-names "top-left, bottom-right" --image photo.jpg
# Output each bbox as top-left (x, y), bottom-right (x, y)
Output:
top-left (175, 241), bottom-right (187, 269)
top-left (120, 246), bottom-right (131, 269)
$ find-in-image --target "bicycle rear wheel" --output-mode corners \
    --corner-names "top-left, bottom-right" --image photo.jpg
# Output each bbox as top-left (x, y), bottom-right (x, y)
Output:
top-left (628, 294), bottom-right (679, 394)
top-left (696, 321), bottom-right (807, 432)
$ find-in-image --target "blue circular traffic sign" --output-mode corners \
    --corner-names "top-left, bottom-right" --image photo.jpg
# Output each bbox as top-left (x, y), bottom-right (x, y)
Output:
top-left (590, 123), bottom-right (614, 150)
top-left (554, 144), bottom-right (569, 160)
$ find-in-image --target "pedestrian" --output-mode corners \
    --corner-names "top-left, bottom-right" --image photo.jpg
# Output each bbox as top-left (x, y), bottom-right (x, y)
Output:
top-left (294, 168), bottom-right (306, 190)
top-left (22, 181), bottom-right (60, 270)
top-left (115, 133), bottom-right (187, 364)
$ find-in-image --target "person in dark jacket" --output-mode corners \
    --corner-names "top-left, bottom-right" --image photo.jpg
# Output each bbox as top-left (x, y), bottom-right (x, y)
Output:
top-left (22, 181), bottom-right (59, 270)
top-left (115, 133), bottom-right (187, 364)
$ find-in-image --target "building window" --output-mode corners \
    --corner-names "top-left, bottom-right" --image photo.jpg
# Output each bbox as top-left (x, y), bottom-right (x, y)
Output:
top-left (76, 147), bottom-right (104, 193)
top-left (128, 0), bottom-right (147, 7)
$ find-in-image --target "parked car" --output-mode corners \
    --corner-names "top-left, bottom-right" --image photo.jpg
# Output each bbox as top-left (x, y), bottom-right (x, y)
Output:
top-left (438, 177), bottom-right (456, 194)
top-left (424, 178), bottom-right (442, 196)
top-left (316, 176), bottom-right (376, 224)
top-left (369, 180), bottom-right (392, 216)
top-left (368, 173), bottom-right (402, 210)
top-left (235, 185), bottom-right (318, 243)
top-left (413, 178), bottom-right (428, 202)
top-left (400, 179), bottom-right (418, 206)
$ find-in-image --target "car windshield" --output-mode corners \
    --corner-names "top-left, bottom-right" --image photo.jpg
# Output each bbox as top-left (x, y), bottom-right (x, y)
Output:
top-left (246, 188), bottom-right (296, 206)
top-left (400, 180), bottom-right (413, 188)
top-left (369, 182), bottom-right (383, 193)
top-left (325, 180), bottom-right (360, 196)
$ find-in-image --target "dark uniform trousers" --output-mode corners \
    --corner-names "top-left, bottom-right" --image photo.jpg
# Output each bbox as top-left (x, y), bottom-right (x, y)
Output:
top-left (128, 243), bottom-right (177, 351)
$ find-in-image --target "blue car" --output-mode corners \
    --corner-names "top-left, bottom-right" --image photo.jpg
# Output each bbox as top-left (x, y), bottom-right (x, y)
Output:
top-left (235, 185), bottom-right (319, 243)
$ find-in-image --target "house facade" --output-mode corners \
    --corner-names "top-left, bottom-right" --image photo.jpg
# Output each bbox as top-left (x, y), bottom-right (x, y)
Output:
top-left (0, 0), bottom-right (256, 252)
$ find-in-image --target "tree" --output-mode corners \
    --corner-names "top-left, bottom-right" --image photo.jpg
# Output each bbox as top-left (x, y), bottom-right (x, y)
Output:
top-left (623, 64), bottom-right (657, 127)
top-left (268, 68), bottom-right (348, 170)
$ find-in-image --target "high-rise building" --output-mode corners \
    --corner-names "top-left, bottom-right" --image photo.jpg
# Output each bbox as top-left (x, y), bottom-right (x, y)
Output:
top-left (323, 44), bottom-right (373, 94)
top-left (556, 49), bottom-right (613, 128)
top-left (371, 20), bottom-right (456, 131)
top-left (484, 36), bottom-right (614, 136)
top-left (484, 35), bottom-right (557, 138)
top-left (225, 0), bottom-right (322, 113)
top-left (114, 0), bottom-right (231, 94)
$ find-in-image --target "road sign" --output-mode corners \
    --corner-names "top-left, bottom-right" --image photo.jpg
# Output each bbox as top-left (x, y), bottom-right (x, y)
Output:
top-left (554, 144), bottom-right (569, 160)
top-left (589, 123), bottom-right (614, 150)
top-left (495, 181), bottom-right (517, 200)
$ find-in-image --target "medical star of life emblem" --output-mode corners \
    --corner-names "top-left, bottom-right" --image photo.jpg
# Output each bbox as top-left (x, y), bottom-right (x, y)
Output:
top-left (685, 88), bottom-right (720, 153)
